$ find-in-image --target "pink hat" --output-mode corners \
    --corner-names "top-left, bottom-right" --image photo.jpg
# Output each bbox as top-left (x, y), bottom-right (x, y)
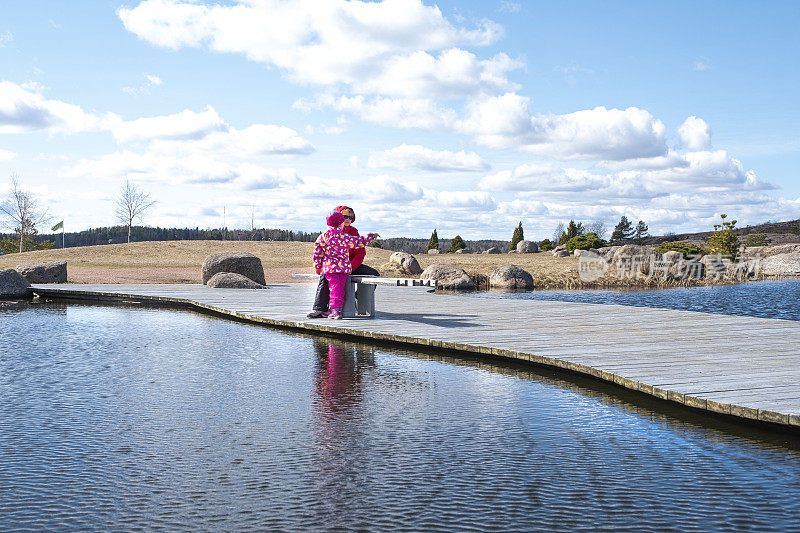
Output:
top-left (326, 211), bottom-right (345, 227)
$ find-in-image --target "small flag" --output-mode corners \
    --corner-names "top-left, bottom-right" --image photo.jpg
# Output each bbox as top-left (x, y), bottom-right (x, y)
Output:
top-left (51, 220), bottom-right (64, 231)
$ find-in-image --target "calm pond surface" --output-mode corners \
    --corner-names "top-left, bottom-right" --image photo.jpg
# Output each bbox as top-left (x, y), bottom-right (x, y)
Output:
top-left (469, 279), bottom-right (800, 321)
top-left (1, 302), bottom-right (799, 531)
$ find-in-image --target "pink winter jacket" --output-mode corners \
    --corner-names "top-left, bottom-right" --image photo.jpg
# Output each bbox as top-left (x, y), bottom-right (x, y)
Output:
top-left (313, 228), bottom-right (376, 275)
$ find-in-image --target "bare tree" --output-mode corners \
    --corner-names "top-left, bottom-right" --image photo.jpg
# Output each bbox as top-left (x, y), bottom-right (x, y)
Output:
top-left (0, 175), bottom-right (49, 253)
top-left (115, 178), bottom-right (156, 243)
top-left (552, 222), bottom-right (565, 244)
top-left (586, 220), bottom-right (608, 240)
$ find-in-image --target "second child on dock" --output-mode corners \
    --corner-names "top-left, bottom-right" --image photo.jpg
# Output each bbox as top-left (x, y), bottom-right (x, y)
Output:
top-left (312, 211), bottom-right (378, 319)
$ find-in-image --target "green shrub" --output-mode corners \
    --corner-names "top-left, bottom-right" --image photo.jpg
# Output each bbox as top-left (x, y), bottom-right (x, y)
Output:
top-left (655, 241), bottom-right (706, 259)
top-left (707, 214), bottom-right (739, 259)
top-left (368, 240), bottom-right (383, 248)
top-left (446, 235), bottom-right (466, 253)
top-left (539, 238), bottom-right (553, 251)
top-left (742, 233), bottom-right (771, 248)
top-left (565, 232), bottom-right (607, 251)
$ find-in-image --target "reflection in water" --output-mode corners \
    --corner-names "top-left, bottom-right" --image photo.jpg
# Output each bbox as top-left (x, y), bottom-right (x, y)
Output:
top-left (1, 303), bottom-right (799, 531)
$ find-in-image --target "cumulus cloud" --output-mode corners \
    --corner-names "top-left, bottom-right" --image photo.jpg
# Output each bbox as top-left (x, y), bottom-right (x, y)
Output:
top-left (367, 144), bottom-right (489, 171)
top-left (462, 96), bottom-right (668, 160)
top-left (678, 116), bottom-right (712, 151)
top-left (0, 31), bottom-right (12, 47)
top-left (0, 148), bottom-right (16, 161)
top-left (234, 166), bottom-right (301, 190)
top-left (119, 0), bottom-right (504, 98)
top-left (0, 81), bottom-right (114, 135)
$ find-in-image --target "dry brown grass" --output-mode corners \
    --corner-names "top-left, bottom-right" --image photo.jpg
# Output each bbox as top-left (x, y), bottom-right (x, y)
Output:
top-left (0, 241), bottom-right (584, 284)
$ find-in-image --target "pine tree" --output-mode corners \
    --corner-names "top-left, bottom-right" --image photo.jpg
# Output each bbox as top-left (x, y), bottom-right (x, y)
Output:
top-left (447, 235), bottom-right (466, 253)
top-left (426, 229), bottom-right (439, 251)
top-left (634, 220), bottom-right (649, 244)
top-left (557, 220), bottom-right (583, 245)
top-left (610, 216), bottom-right (634, 244)
top-left (708, 214), bottom-right (739, 259)
top-left (508, 221), bottom-right (524, 251)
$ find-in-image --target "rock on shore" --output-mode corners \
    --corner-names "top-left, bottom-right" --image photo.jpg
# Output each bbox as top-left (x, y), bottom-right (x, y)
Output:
top-left (421, 263), bottom-right (475, 291)
top-left (15, 261), bottom-right (67, 283)
top-left (206, 272), bottom-right (267, 289)
top-left (202, 252), bottom-right (266, 285)
top-left (760, 253), bottom-right (800, 276)
top-left (0, 269), bottom-right (31, 298)
top-left (489, 265), bottom-right (534, 290)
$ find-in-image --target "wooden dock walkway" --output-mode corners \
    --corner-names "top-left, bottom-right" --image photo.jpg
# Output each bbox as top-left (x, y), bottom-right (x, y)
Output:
top-left (30, 283), bottom-right (800, 430)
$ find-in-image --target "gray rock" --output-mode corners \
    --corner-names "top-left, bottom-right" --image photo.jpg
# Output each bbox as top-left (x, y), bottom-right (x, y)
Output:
top-left (700, 254), bottom-right (733, 280)
top-left (427, 249), bottom-right (440, 254)
top-left (389, 252), bottom-right (422, 275)
top-left (421, 263), bottom-right (475, 291)
top-left (454, 249), bottom-right (468, 254)
top-left (15, 261), bottom-right (67, 283)
top-left (760, 253), bottom-right (800, 276)
top-left (743, 243), bottom-right (800, 258)
top-left (489, 265), bottom-right (534, 290)
top-left (202, 251), bottom-right (265, 285)
top-left (554, 245), bottom-right (566, 252)
top-left (206, 272), bottom-right (266, 289)
top-left (0, 269), bottom-right (31, 298)
top-left (552, 250), bottom-right (570, 257)
top-left (517, 240), bottom-right (538, 253)
top-left (662, 251), bottom-right (683, 264)
top-left (573, 249), bottom-right (599, 258)
top-left (482, 247), bottom-right (501, 254)
top-left (507, 249), bottom-right (517, 254)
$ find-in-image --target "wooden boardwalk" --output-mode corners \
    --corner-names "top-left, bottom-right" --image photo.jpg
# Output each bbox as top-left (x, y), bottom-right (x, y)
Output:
top-left (30, 283), bottom-right (800, 429)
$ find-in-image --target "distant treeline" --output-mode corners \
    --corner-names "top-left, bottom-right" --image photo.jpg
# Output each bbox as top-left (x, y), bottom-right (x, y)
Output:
top-left (380, 237), bottom-right (508, 254)
top-left (0, 225), bottom-right (509, 253)
top-left (1, 226), bottom-right (320, 248)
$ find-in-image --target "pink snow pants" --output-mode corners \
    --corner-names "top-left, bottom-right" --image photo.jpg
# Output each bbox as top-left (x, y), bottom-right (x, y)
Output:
top-left (325, 272), bottom-right (348, 310)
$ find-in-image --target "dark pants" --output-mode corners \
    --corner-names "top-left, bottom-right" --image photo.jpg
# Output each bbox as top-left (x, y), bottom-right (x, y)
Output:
top-left (312, 264), bottom-right (379, 311)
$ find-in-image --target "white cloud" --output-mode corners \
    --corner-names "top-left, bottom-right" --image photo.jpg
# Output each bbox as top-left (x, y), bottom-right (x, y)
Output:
top-left (0, 81), bottom-right (113, 135)
top-left (0, 148), bottom-right (16, 161)
top-left (149, 124), bottom-right (315, 157)
top-left (693, 60), bottom-right (710, 71)
top-left (498, 2), bottom-right (521, 14)
top-left (462, 96), bottom-right (667, 160)
top-left (353, 48), bottom-right (522, 98)
top-left (424, 189), bottom-right (496, 209)
top-left (367, 144), bottom-right (489, 172)
top-left (234, 166), bottom-right (301, 190)
top-left (678, 115), bottom-right (712, 151)
top-left (361, 175), bottom-right (424, 202)
top-left (123, 73), bottom-right (163, 96)
top-left (119, 0), bottom-right (503, 98)
top-left (0, 31), bottom-right (12, 47)
top-left (297, 93), bottom-right (459, 131)
top-left (111, 106), bottom-right (227, 142)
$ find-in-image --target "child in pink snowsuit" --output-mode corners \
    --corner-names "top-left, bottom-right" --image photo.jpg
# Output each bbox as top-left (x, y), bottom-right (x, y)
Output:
top-left (313, 211), bottom-right (378, 319)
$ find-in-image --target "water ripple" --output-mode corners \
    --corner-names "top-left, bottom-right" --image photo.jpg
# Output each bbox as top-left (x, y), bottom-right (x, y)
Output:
top-left (1, 303), bottom-right (799, 531)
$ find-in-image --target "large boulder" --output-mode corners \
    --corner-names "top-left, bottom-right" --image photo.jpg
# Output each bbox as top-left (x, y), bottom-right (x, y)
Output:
top-left (206, 272), bottom-right (266, 289)
top-left (427, 249), bottom-right (440, 254)
top-left (15, 261), bottom-right (67, 283)
top-left (516, 240), bottom-right (538, 253)
top-left (389, 252), bottom-right (422, 275)
top-left (421, 263), bottom-right (475, 291)
top-left (760, 253), bottom-right (800, 276)
top-left (743, 243), bottom-right (800, 258)
top-left (482, 247), bottom-right (502, 254)
top-left (489, 265), bottom-right (534, 290)
top-left (0, 269), bottom-right (31, 299)
top-left (202, 252), bottom-right (265, 285)
top-left (573, 249), bottom-right (599, 258)
top-left (552, 250), bottom-right (570, 257)
top-left (700, 255), bottom-right (733, 280)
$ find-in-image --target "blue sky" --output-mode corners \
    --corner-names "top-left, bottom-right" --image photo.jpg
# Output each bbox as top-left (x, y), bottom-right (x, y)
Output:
top-left (1, 0), bottom-right (798, 239)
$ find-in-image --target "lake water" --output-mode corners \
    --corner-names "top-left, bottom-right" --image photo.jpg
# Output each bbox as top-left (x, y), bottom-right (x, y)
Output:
top-left (469, 279), bottom-right (800, 321)
top-left (1, 302), bottom-right (799, 531)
